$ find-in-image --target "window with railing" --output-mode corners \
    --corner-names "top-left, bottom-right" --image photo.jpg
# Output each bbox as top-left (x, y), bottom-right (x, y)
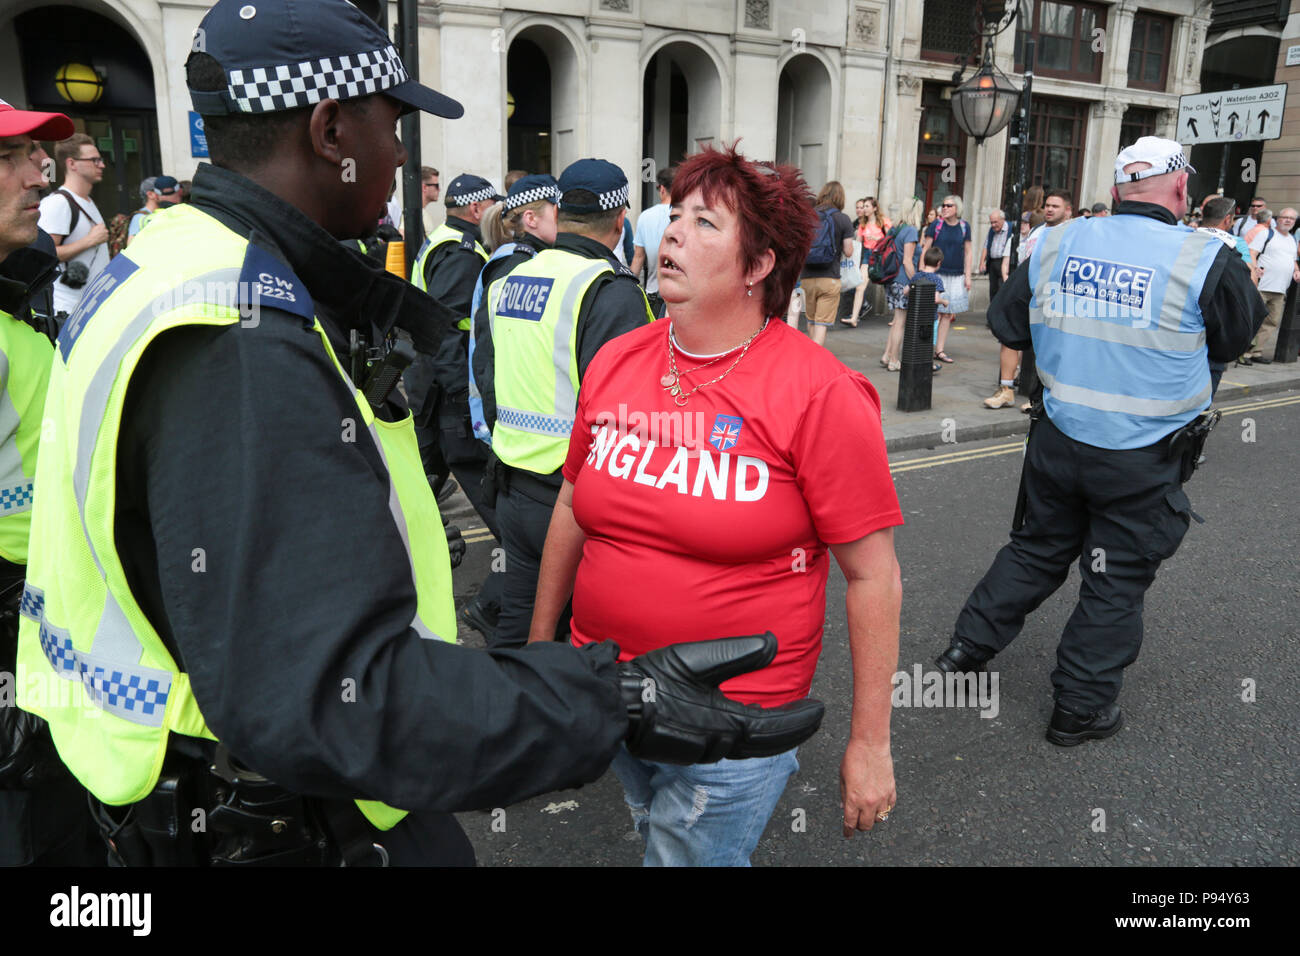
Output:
top-left (921, 0), bottom-right (981, 64)
top-left (1015, 0), bottom-right (1108, 82)
top-left (1128, 12), bottom-right (1173, 91)
top-left (1025, 96), bottom-right (1090, 200)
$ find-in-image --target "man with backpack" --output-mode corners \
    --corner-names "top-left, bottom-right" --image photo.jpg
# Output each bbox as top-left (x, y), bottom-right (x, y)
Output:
top-left (799, 181), bottom-right (854, 347)
top-left (36, 132), bottom-right (109, 316)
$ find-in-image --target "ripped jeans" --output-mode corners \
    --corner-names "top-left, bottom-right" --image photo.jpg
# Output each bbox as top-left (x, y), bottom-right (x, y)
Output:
top-left (609, 744), bottom-right (799, 867)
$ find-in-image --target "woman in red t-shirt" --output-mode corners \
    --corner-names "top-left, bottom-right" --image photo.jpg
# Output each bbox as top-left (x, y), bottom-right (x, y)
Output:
top-left (528, 145), bottom-right (903, 866)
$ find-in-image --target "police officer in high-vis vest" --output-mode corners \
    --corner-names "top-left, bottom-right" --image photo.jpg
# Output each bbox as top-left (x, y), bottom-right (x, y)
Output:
top-left (0, 100), bottom-right (104, 867)
top-left (478, 159), bottom-right (654, 650)
top-left (935, 137), bottom-right (1263, 746)
top-left (14, 0), bottom-right (823, 867)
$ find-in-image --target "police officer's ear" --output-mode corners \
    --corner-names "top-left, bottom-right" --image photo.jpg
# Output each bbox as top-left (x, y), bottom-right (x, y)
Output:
top-left (614, 207), bottom-right (627, 239)
top-left (1110, 185), bottom-right (1120, 205)
top-left (306, 98), bottom-right (351, 170)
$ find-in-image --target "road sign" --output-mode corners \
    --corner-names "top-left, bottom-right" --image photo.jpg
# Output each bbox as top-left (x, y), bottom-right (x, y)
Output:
top-left (1177, 84), bottom-right (1287, 145)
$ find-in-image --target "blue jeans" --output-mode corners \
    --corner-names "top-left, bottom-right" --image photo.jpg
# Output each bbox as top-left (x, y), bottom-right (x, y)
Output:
top-left (609, 745), bottom-right (799, 867)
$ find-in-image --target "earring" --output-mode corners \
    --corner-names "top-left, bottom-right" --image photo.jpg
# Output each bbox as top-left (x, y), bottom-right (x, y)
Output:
top-left (746, 283), bottom-right (753, 297)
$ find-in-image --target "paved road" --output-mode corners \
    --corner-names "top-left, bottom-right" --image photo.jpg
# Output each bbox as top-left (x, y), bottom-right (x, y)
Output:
top-left (447, 391), bottom-right (1300, 866)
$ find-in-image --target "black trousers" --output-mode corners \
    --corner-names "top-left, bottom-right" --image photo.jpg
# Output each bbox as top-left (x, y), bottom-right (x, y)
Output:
top-left (987, 257), bottom-right (1005, 300)
top-left (493, 477), bottom-right (570, 650)
top-left (419, 417), bottom-right (503, 615)
top-left (952, 415), bottom-right (1193, 711)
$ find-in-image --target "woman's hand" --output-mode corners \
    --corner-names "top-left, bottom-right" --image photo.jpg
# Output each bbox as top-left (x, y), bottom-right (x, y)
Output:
top-left (840, 738), bottom-right (896, 837)
top-left (964, 274), bottom-right (972, 291)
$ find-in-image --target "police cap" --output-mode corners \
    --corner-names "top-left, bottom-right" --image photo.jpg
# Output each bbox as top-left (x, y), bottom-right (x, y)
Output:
top-left (557, 159), bottom-right (629, 214)
top-left (503, 174), bottom-right (560, 217)
top-left (445, 174), bottom-right (505, 207)
top-left (187, 0), bottom-right (463, 119)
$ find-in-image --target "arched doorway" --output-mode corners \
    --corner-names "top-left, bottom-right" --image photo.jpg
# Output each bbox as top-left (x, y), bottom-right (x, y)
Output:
top-left (776, 54), bottom-right (832, 190)
top-left (642, 41), bottom-right (721, 208)
top-left (506, 24), bottom-right (581, 176)
top-left (9, 4), bottom-right (159, 216)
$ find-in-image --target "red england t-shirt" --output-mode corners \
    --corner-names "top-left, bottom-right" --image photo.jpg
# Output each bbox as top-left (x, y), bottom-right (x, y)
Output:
top-left (562, 318), bottom-right (903, 706)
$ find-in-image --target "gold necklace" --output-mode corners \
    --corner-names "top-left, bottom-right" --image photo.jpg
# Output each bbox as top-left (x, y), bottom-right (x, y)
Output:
top-left (660, 321), bottom-right (766, 407)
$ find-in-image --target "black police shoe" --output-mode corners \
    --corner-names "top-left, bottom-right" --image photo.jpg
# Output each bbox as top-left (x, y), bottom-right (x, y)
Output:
top-left (458, 599), bottom-right (498, 638)
top-left (1045, 701), bottom-right (1123, 747)
top-left (934, 643), bottom-right (989, 674)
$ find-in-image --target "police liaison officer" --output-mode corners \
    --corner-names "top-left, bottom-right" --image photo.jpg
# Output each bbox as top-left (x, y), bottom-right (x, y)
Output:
top-left (0, 100), bottom-right (103, 866)
top-left (13, 0), bottom-right (822, 866)
top-left (934, 137), bottom-right (1264, 745)
top-left (477, 159), bottom-right (655, 650)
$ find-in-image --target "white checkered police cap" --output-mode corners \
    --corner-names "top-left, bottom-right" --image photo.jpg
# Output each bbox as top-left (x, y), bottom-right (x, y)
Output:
top-left (1114, 136), bottom-right (1196, 184)
top-left (445, 174), bottom-right (505, 207)
top-left (187, 0), bottom-right (463, 119)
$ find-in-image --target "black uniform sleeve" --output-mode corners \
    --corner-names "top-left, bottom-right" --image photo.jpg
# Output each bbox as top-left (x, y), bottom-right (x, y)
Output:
top-left (423, 246), bottom-right (480, 320)
top-left (473, 293), bottom-right (496, 432)
top-left (1199, 244), bottom-right (1267, 362)
top-left (114, 311), bottom-right (627, 813)
top-left (575, 274), bottom-right (650, 379)
top-left (986, 259), bottom-right (1033, 350)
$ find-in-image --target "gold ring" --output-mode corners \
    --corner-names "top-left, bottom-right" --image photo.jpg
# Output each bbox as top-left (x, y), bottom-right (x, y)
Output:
top-left (876, 808), bottom-right (891, 821)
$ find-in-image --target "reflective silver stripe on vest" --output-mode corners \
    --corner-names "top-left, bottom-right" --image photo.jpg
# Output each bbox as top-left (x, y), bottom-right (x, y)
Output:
top-left (551, 261), bottom-right (609, 417)
top-left (20, 583), bottom-right (172, 727)
top-left (363, 421), bottom-right (444, 642)
top-left (0, 345), bottom-right (33, 515)
top-left (496, 406), bottom-right (574, 436)
top-left (1031, 225), bottom-right (1208, 352)
top-left (1037, 368), bottom-right (1212, 418)
top-left (71, 270), bottom-right (243, 670)
top-left (1157, 229), bottom-right (1216, 336)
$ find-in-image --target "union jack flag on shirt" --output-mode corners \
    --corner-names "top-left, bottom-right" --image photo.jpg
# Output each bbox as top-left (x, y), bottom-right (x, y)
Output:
top-left (710, 414), bottom-right (743, 451)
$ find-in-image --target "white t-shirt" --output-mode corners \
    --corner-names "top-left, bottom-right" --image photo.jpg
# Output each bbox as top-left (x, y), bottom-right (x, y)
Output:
top-left (633, 202), bottom-right (671, 294)
top-left (37, 189), bottom-right (108, 314)
top-left (1249, 227), bottom-right (1298, 294)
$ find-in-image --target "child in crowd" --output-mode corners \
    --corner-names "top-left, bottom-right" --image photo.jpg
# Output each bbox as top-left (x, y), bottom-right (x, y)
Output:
top-left (908, 246), bottom-right (949, 372)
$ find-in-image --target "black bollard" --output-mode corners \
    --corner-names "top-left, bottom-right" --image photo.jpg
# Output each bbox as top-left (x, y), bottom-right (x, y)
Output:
top-left (898, 281), bottom-right (936, 412)
top-left (1274, 281), bottom-right (1299, 363)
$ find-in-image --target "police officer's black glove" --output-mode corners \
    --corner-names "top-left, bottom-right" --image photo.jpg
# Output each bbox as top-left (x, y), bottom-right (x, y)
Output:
top-left (444, 521), bottom-right (465, 568)
top-left (614, 632), bottom-right (824, 765)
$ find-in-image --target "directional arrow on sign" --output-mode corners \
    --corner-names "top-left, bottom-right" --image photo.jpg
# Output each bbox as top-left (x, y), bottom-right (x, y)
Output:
top-left (1186, 117), bottom-right (1199, 137)
top-left (1228, 111), bottom-right (1240, 134)
top-left (1258, 110), bottom-right (1270, 134)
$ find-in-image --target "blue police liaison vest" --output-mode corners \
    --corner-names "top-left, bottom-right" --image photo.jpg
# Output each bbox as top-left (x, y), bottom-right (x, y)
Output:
top-left (1027, 214), bottom-right (1220, 450)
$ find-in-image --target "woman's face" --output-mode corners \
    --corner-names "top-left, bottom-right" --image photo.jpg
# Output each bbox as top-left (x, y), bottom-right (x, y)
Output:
top-left (863, 199), bottom-right (876, 220)
top-left (525, 202), bottom-right (559, 244)
top-left (926, 208), bottom-right (937, 223)
top-left (855, 200), bottom-right (865, 219)
top-left (659, 187), bottom-right (755, 307)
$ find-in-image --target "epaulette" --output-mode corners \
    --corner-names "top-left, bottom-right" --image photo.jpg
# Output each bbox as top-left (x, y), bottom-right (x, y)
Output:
top-left (239, 239), bottom-right (315, 323)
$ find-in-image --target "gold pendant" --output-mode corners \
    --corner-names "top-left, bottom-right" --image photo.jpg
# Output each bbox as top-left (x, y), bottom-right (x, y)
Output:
top-left (660, 372), bottom-right (677, 388)
top-left (670, 384), bottom-right (681, 396)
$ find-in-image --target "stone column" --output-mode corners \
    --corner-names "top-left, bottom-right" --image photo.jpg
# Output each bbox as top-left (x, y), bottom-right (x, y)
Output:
top-left (585, 20), bottom-right (643, 217)
top-left (1082, 99), bottom-right (1125, 209)
top-left (733, 39), bottom-right (782, 162)
top-left (431, 5), bottom-right (504, 186)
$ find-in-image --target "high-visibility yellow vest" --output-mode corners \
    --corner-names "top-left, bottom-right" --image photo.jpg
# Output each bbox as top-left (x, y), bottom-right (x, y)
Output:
top-left (487, 248), bottom-right (652, 475)
top-left (16, 202), bottom-right (456, 832)
top-left (0, 310), bottom-right (53, 564)
top-left (410, 222), bottom-right (486, 330)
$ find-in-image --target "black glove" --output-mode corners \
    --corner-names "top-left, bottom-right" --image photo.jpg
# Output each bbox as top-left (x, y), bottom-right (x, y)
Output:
top-left (443, 520), bottom-right (465, 568)
top-left (615, 633), bottom-right (824, 765)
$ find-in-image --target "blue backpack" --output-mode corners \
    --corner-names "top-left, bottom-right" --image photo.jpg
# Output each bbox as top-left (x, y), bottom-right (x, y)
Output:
top-left (806, 207), bottom-right (839, 266)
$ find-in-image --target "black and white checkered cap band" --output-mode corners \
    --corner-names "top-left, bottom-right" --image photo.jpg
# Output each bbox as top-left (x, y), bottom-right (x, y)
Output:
top-left (227, 45), bottom-right (407, 114)
top-left (449, 186), bottom-right (499, 206)
top-left (598, 184), bottom-right (630, 210)
top-left (504, 184), bottom-right (561, 213)
top-left (1122, 151), bottom-right (1191, 183)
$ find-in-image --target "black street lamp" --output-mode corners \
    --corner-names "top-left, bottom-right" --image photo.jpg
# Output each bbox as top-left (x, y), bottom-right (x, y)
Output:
top-left (949, 1), bottom-right (1024, 144)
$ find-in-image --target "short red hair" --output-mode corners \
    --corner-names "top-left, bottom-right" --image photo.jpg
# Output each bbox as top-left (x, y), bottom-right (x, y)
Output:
top-left (670, 143), bottom-right (817, 319)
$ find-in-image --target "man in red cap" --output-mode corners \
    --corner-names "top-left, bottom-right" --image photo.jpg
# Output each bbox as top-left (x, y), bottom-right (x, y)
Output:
top-left (0, 98), bottom-right (102, 865)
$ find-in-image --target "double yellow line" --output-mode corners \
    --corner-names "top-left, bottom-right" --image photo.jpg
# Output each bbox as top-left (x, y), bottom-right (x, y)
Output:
top-left (888, 391), bottom-right (1300, 475)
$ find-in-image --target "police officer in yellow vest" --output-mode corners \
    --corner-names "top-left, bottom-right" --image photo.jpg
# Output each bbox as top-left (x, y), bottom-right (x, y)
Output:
top-left (14, 0), bottom-right (823, 867)
top-left (935, 138), bottom-right (1263, 746)
top-left (478, 159), bottom-right (654, 650)
top-left (0, 100), bottom-right (104, 867)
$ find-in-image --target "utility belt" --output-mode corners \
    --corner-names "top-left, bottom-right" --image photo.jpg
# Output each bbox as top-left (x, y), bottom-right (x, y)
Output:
top-left (1160, 409), bottom-right (1221, 484)
top-left (483, 451), bottom-right (561, 507)
top-left (90, 740), bottom-right (390, 867)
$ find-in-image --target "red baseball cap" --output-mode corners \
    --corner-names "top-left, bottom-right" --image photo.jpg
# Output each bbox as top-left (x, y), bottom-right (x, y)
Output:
top-left (0, 98), bottom-right (74, 140)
